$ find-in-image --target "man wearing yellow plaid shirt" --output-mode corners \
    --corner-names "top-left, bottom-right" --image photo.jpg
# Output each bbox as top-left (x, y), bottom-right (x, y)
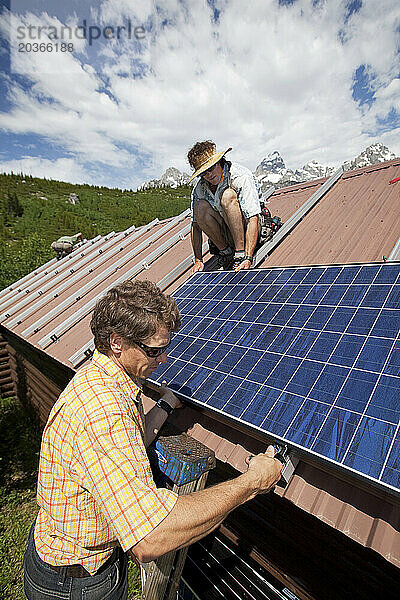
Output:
top-left (23, 280), bottom-right (282, 600)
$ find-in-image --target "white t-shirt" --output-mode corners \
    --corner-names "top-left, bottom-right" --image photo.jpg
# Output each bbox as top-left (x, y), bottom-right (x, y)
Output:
top-left (191, 161), bottom-right (263, 223)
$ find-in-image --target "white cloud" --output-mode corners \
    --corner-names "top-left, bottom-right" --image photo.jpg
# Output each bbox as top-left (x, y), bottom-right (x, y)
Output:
top-left (0, 0), bottom-right (399, 188)
top-left (0, 156), bottom-right (90, 183)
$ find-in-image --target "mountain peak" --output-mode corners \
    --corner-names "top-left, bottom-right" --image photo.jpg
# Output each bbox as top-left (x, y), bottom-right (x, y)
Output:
top-left (342, 143), bottom-right (396, 171)
top-left (138, 167), bottom-right (189, 191)
top-left (255, 151), bottom-right (286, 178)
top-left (255, 142), bottom-right (397, 190)
top-left (138, 142), bottom-right (398, 191)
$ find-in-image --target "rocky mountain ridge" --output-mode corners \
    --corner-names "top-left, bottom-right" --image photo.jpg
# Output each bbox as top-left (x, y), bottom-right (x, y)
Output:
top-left (138, 142), bottom-right (397, 191)
top-left (342, 142), bottom-right (396, 171)
top-left (137, 167), bottom-right (190, 191)
top-left (254, 152), bottom-right (336, 190)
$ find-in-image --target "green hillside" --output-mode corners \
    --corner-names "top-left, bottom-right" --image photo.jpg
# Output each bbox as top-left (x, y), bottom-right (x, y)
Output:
top-left (0, 173), bottom-right (191, 290)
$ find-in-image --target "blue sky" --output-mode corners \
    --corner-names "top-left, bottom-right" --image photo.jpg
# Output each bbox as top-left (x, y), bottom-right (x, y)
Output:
top-left (0, 0), bottom-right (399, 189)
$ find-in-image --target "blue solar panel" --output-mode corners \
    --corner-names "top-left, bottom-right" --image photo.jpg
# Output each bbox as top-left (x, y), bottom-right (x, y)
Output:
top-left (151, 263), bottom-right (400, 493)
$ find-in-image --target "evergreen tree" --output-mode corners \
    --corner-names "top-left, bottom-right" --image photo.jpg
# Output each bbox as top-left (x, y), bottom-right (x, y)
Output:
top-left (4, 191), bottom-right (24, 221)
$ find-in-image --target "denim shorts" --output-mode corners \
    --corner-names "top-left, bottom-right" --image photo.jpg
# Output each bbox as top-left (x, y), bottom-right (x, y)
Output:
top-left (23, 522), bottom-right (129, 600)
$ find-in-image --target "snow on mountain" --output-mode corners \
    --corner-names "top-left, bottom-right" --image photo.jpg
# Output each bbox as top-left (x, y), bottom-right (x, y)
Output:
top-left (342, 142), bottom-right (397, 172)
top-left (255, 151), bottom-right (335, 191)
top-left (255, 143), bottom-right (397, 190)
top-left (301, 161), bottom-right (336, 179)
top-left (160, 167), bottom-right (190, 187)
top-left (138, 167), bottom-right (190, 190)
top-left (255, 151), bottom-right (286, 176)
top-left (138, 143), bottom-right (397, 191)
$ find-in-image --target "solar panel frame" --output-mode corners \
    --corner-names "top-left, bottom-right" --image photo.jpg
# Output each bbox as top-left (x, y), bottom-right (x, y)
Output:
top-left (151, 262), bottom-right (400, 496)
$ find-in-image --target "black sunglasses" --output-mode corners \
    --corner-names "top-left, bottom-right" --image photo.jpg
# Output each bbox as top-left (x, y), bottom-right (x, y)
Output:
top-left (135, 340), bottom-right (170, 358)
top-left (202, 162), bottom-right (218, 175)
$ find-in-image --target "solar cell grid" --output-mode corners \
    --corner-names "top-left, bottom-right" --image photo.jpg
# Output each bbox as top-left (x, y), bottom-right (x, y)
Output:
top-left (153, 263), bottom-right (400, 493)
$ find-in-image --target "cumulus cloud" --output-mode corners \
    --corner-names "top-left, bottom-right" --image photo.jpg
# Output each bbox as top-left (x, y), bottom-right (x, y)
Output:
top-left (0, 156), bottom-right (90, 183)
top-left (0, 0), bottom-right (399, 188)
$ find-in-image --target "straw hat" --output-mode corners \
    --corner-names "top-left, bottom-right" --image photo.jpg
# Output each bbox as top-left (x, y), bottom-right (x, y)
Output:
top-left (188, 145), bottom-right (232, 183)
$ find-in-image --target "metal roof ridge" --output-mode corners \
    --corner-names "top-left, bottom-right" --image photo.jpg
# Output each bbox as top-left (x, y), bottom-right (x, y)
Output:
top-left (271, 176), bottom-right (329, 195)
top-left (342, 156), bottom-right (400, 178)
top-left (254, 166), bottom-right (344, 266)
top-left (38, 212), bottom-right (191, 350)
top-left (17, 220), bottom-right (162, 336)
top-left (0, 236), bottom-right (106, 316)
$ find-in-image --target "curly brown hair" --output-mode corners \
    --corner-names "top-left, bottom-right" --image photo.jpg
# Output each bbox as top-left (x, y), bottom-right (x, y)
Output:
top-left (187, 140), bottom-right (216, 169)
top-left (90, 280), bottom-right (181, 354)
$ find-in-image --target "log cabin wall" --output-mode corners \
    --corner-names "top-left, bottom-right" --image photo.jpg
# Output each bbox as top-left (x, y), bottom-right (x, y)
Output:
top-left (0, 333), bottom-right (15, 398)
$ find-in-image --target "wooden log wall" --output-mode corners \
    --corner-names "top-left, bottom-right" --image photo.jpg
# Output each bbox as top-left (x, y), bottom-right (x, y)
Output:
top-left (7, 344), bottom-right (61, 426)
top-left (0, 333), bottom-right (16, 398)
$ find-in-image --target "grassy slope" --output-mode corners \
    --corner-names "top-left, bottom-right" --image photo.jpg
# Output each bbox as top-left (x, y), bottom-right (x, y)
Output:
top-left (0, 173), bottom-right (191, 290)
top-left (0, 396), bottom-right (40, 599)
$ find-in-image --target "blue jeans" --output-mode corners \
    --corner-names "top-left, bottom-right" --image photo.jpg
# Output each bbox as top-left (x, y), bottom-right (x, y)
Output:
top-left (23, 523), bottom-right (128, 600)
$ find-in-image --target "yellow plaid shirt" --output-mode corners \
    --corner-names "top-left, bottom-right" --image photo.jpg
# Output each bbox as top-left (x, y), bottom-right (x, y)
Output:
top-left (35, 350), bottom-right (177, 574)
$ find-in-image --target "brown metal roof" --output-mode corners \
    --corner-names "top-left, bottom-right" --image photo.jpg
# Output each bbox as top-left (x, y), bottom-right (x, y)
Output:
top-left (0, 210), bottom-right (204, 370)
top-left (266, 176), bottom-right (327, 222)
top-left (261, 158), bottom-right (400, 267)
top-left (1, 158), bottom-right (400, 567)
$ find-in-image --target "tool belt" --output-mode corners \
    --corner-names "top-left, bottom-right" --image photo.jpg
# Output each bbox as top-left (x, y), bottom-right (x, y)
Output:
top-left (257, 205), bottom-right (283, 249)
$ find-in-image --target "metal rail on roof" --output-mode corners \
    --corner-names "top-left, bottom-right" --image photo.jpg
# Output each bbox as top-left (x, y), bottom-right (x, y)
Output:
top-left (0, 236), bottom-right (103, 315)
top-left (0, 242), bottom-right (92, 307)
top-left (0, 256), bottom-right (57, 301)
top-left (157, 241), bottom-right (209, 291)
top-left (0, 234), bottom-right (114, 321)
top-left (263, 185), bottom-right (275, 201)
top-left (6, 232), bottom-right (122, 329)
top-left (38, 210), bottom-right (191, 349)
top-left (69, 342), bottom-right (95, 368)
top-left (123, 223), bottom-right (136, 236)
top-left (156, 256), bottom-right (194, 291)
top-left (68, 239), bottom-right (207, 368)
top-left (17, 220), bottom-right (160, 335)
top-left (388, 235), bottom-right (400, 261)
top-left (254, 167), bottom-right (344, 265)
top-left (7, 224), bottom-right (158, 336)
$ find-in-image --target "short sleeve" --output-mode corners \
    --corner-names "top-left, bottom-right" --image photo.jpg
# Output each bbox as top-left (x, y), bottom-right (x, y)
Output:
top-left (75, 411), bottom-right (178, 551)
top-left (235, 173), bottom-right (262, 218)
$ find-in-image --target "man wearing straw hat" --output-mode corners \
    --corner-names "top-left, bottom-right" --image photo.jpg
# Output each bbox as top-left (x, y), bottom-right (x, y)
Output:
top-left (187, 140), bottom-right (266, 272)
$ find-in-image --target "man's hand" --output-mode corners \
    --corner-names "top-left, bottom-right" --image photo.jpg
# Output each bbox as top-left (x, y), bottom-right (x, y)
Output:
top-left (192, 259), bottom-right (205, 274)
top-left (245, 445), bottom-right (283, 493)
top-left (234, 258), bottom-right (252, 271)
top-left (159, 382), bottom-right (184, 410)
top-left (131, 444), bottom-right (283, 562)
